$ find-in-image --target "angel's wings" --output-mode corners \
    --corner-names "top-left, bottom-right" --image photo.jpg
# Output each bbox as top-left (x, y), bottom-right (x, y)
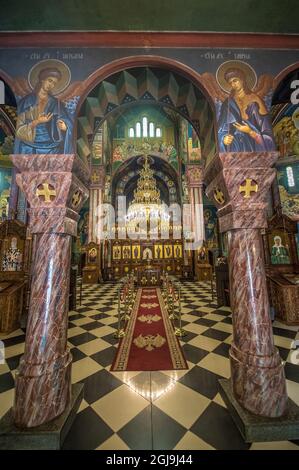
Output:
top-left (200, 72), bottom-right (274, 103)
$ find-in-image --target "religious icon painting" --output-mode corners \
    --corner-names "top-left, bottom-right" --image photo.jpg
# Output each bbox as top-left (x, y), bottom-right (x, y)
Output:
top-left (268, 230), bottom-right (291, 265)
top-left (132, 245), bottom-right (141, 259)
top-left (113, 245), bottom-right (122, 260)
top-left (122, 245), bottom-right (131, 259)
top-left (174, 244), bottom-right (182, 258)
top-left (164, 244), bottom-right (173, 259)
top-left (154, 244), bottom-right (163, 259)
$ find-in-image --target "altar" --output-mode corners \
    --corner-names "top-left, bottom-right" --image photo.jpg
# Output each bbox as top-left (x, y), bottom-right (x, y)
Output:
top-left (135, 265), bottom-right (161, 286)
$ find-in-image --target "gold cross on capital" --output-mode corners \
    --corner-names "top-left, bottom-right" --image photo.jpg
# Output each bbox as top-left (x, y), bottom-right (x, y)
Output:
top-left (213, 187), bottom-right (225, 205)
top-left (36, 183), bottom-right (56, 203)
top-left (72, 190), bottom-right (82, 208)
top-left (239, 178), bottom-right (258, 198)
top-left (91, 172), bottom-right (101, 184)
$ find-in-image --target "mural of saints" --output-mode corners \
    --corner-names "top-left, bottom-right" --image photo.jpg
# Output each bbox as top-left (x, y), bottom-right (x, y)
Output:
top-left (210, 61), bottom-right (276, 152)
top-left (14, 60), bottom-right (74, 154)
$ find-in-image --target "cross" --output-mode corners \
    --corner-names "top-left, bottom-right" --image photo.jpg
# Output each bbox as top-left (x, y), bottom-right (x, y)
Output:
top-left (213, 187), bottom-right (225, 205)
top-left (36, 183), bottom-right (56, 203)
top-left (239, 178), bottom-right (258, 198)
top-left (91, 172), bottom-right (101, 184)
top-left (72, 190), bottom-right (82, 207)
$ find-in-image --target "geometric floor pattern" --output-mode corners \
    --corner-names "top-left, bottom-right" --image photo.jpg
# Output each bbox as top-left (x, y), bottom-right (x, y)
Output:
top-left (1, 280), bottom-right (299, 450)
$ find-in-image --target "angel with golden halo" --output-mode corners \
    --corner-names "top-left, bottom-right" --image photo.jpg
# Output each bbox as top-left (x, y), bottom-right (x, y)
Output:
top-left (202, 61), bottom-right (276, 152)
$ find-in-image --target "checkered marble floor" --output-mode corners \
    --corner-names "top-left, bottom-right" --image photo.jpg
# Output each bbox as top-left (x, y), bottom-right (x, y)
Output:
top-left (1, 281), bottom-right (299, 450)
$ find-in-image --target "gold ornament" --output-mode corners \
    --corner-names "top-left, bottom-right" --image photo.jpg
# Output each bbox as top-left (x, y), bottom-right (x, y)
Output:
top-left (239, 178), bottom-right (258, 198)
top-left (36, 183), bottom-right (56, 203)
top-left (133, 333), bottom-right (166, 351)
top-left (138, 314), bottom-right (161, 324)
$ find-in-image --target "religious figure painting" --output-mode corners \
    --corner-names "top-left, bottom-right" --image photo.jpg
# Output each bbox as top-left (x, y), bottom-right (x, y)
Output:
top-left (154, 244), bottom-right (163, 259)
top-left (88, 247), bottom-right (97, 264)
top-left (214, 61), bottom-right (276, 153)
top-left (164, 244), bottom-right (173, 259)
top-left (14, 60), bottom-right (73, 154)
top-left (269, 233), bottom-right (291, 265)
top-left (113, 245), bottom-right (122, 260)
top-left (122, 245), bottom-right (131, 259)
top-left (174, 244), bottom-right (182, 258)
top-left (132, 245), bottom-right (140, 260)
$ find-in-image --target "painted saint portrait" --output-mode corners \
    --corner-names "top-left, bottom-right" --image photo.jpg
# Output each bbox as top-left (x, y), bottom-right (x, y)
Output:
top-left (270, 235), bottom-right (291, 265)
top-left (154, 244), bottom-right (163, 259)
top-left (14, 60), bottom-right (73, 154)
top-left (132, 245), bottom-right (140, 260)
top-left (216, 61), bottom-right (276, 152)
top-left (164, 244), bottom-right (173, 259)
top-left (113, 245), bottom-right (122, 260)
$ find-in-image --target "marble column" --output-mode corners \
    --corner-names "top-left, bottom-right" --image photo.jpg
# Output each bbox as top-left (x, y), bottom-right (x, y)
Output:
top-left (205, 151), bottom-right (288, 418)
top-left (186, 165), bottom-right (205, 248)
top-left (89, 166), bottom-right (105, 244)
top-left (10, 154), bottom-right (89, 428)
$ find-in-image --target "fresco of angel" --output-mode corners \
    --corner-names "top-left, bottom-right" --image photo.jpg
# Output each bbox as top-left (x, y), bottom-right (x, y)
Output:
top-left (202, 61), bottom-right (276, 152)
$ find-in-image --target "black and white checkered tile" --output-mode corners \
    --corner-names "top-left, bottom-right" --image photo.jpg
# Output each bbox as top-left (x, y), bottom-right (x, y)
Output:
top-left (1, 281), bottom-right (299, 450)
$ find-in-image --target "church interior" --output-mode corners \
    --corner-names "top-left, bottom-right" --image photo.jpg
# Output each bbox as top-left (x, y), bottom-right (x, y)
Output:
top-left (0, 1), bottom-right (299, 452)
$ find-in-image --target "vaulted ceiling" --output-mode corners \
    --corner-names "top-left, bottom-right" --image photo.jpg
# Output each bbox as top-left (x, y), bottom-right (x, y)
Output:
top-left (77, 67), bottom-right (215, 165)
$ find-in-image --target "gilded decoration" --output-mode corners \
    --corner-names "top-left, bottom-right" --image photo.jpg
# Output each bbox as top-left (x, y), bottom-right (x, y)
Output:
top-left (133, 333), bottom-right (166, 351)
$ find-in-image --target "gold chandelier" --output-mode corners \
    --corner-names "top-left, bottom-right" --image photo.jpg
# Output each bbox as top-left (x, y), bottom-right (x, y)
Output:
top-left (125, 156), bottom-right (170, 235)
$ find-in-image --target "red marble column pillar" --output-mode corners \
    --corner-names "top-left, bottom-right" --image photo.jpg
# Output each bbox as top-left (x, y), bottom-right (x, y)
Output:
top-left (205, 151), bottom-right (288, 418)
top-left (10, 154), bottom-right (89, 428)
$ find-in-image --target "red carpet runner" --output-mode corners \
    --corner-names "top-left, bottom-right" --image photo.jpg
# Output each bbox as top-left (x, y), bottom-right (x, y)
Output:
top-left (111, 287), bottom-right (188, 371)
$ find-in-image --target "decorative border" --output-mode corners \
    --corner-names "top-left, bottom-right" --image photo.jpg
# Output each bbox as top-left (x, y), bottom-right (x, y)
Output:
top-left (0, 32), bottom-right (298, 49)
top-left (111, 288), bottom-right (142, 371)
top-left (157, 288), bottom-right (188, 370)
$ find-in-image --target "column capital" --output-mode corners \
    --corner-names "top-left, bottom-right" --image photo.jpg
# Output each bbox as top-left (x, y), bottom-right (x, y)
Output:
top-left (10, 154), bottom-right (90, 235)
top-left (204, 151), bottom-right (279, 231)
top-left (90, 165), bottom-right (105, 189)
top-left (186, 165), bottom-right (204, 188)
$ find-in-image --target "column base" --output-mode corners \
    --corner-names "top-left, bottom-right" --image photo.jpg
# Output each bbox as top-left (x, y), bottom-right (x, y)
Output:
top-left (230, 344), bottom-right (288, 417)
top-left (0, 383), bottom-right (83, 450)
top-left (14, 350), bottom-right (72, 427)
top-left (219, 379), bottom-right (299, 443)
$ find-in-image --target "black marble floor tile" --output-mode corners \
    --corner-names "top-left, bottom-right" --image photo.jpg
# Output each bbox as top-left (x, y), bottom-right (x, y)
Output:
top-left (91, 347), bottom-right (117, 367)
top-left (68, 314), bottom-right (85, 321)
top-left (182, 344), bottom-right (209, 364)
top-left (118, 406), bottom-right (152, 450)
top-left (90, 313), bottom-right (109, 321)
top-left (179, 331), bottom-right (198, 343)
top-left (190, 402), bottom-right (250, 450)
top-left (75, 306), bottom-right (96, 313)
top-left (179, 365), bottom-right (222, 399)
top-left (68, 332), bottom-right (98, 346)
top-left (101, 333), bottom-right (119, 346)
top-left (62, 407), bottom-right (114, 450)
top-left (277, 346), bottom-right (291, 362)
top-left (194, 318), bottom-right (217, 327)
top-left (273, 327), bottom-right (297, 339)
top-left (284, 362), bottom-right (299, 383)
top-left (152, 406), bottom-right (187, 450)
top-left (213, 342), bottom-right (230, 358)
top-left (202, 328), bottom-right (230, 341)
top-left (2, 335), bottom-right (25, 347)
top-left (80, 321), bottom-right (101, 331)
top-left (221, 317), bottom-right (233, 325)
top-left (0, 372), bottom-right (15, 393)
top-left (5, 354), bottom-right (22, 371)
top-left (82, 369), bottom-right (123, 404)
top-left (71, 348), bottom-right (87, 362)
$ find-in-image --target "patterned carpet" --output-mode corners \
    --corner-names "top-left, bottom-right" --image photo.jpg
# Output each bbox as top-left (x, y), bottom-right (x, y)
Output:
top-left (0, 280), bottom-right (299, 450)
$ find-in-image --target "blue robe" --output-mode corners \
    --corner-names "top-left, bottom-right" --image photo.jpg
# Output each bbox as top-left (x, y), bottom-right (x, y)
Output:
top-left (218, 97), bottom-right (276, 152)
top-left (14, 93), bottom-right (73, 154)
